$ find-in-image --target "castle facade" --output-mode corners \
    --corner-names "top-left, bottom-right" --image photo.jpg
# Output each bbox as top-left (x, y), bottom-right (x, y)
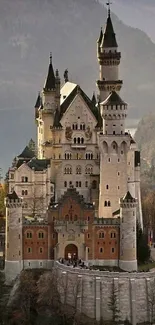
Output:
top-left (5, 9), bottom-right (143, 281)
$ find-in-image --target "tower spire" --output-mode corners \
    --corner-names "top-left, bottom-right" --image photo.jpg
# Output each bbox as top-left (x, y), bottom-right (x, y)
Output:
top-left (106, 1), bottom-right (112, 17)
top-left (50, 52), bottom-right (52, 64)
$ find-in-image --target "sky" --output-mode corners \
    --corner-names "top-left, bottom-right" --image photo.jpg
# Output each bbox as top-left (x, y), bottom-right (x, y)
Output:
top-left (100, 0), bottom-right (155, 42)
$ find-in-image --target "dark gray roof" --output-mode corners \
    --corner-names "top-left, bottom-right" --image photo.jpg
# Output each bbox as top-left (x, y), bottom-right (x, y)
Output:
top-left (98, 27), bottom-right (103, 44)
top-left (123, 191), bottom-right (136, 202)
top-left (27, 158), bottom-right (50, 171)
top-left (101, 91), bottom-right (126, 106)
top-left (35, 93), bottom-right (41, 108)
top-left (101, 15), bottom-right (118, 48)
top-left (44, 58), bottom-right (56, 91)
top-left (7, 191), bottom-right (19, 200)
top-left (17, 146), bottom-right (35, 159)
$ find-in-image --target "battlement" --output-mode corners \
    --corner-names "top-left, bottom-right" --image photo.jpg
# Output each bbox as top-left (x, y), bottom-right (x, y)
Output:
top-left (94, 217), bottom-right (120, 225)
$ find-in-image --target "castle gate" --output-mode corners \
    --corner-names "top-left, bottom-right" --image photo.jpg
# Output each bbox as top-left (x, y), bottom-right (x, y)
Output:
top-left (65, 244), bottom-right (78, 260)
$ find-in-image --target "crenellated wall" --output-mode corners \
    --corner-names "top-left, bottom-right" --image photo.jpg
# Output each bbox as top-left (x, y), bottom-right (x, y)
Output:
top-left (55, 261), bottom-right (155, 325)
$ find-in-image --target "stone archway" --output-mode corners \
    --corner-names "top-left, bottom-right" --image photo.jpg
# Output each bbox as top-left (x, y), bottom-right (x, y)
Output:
top-left (65, 244), bottom-right (78, 260)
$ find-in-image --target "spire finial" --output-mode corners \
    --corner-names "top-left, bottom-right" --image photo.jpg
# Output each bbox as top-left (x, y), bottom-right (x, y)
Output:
top-left (50, 52), bottom-right (52, 64)
top-left (106, 1), bottom-right (112, 17)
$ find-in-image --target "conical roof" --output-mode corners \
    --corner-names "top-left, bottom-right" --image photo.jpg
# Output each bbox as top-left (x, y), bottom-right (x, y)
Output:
top-left (7, 191), bottom-right (19, 200)
top-left (17, 146), bottom-right (35, 159)
top-left (35, 93), bottom-right (41, 108)
top-left (101, 14), bottom-right (117, 48)
top-left (101, 91), bottom-right (126, 106)
top-left (122, 191), bottom-right (136, 202)
top-left (98, 28), bottom-right (103, 44)
top-left (44, 54), bottom-right (56, 91)
top-left (92, 92), bottom-right (97, 106)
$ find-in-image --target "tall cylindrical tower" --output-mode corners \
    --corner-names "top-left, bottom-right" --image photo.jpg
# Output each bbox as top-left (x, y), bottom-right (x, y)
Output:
top-left (119, 191), bottom-right (137, 272)
top-left (5, 191), bottom-right (23, 281)
top-left (96, 11), bottom-right (122, 102)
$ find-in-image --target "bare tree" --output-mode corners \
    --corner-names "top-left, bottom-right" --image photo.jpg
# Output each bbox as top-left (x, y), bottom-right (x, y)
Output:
top-left (23, 186), bottom-right (46, 218)
top-left (37, 269), bottom-right (82, 325)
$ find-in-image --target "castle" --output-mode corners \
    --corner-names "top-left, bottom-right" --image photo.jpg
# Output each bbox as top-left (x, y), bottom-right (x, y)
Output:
top-left (5, 6), bottom-right (143, 281)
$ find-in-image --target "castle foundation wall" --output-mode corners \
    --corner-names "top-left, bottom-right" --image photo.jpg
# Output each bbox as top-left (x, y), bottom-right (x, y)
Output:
top-left (5, 260), bottom-right (23, 283)
top-left (55, 261), bottom-right (155, 325)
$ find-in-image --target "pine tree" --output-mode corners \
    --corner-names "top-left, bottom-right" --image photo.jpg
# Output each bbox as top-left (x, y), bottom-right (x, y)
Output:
top-left (137, 222), bottom-right (150, 264)
top-left (108, 283), bottom-right (120, 325)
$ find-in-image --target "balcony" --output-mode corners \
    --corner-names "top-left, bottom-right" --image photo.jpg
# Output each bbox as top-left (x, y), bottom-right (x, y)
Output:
top-left (71, 144), bottom-right (86, 149)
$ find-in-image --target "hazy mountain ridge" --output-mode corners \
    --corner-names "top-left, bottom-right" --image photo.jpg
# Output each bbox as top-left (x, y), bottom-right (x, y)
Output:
top-left (0, 0), bottom-right (155, 174)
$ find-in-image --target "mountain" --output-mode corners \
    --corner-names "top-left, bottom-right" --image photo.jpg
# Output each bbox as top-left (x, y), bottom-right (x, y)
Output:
top-left (1, 0), bottom-right (155, 174)
top-left (101, 0), bottom-right (155, 42)
top-left (134, 113), bottom-right (155, 167)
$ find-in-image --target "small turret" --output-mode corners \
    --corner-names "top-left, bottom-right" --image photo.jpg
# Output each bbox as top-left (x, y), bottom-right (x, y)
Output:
top-left (119, 191), bottom-right (137, 272)
top-left (43, 53), bottom-right (56, 92)
top-left (5, 191), bottom-right (23, 282)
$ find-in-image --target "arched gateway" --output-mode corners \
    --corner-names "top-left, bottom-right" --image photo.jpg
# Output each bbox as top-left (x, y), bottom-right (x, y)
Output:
top-left (65, 244), bottom-right (78, 260)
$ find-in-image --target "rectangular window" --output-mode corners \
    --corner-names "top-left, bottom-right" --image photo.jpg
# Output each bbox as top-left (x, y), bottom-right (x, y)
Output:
top-left (38, 232), bottom-right (44, 239)
top-left (39, 247), bottom-right (43, 253)
top-left (52, 233), bottom-right (55, 239)
top-left (87, 233), bottom-right (90, 239)
top-left (88, 247), bottom-right (90, 253)
top-left (79, 181), bottom-right (81, 187)
top-left (76, 181), bottom-right (78, 187)
top-left (28, 247), bottom-right (32, 253)
top-left (10, 173), bottom-right (14, 179)
top-left (85, 181), bottom-right (88, 188)
top-left (112, 248), bottom-right (115, 253)
top-left (100, 247), bottom-right (103, 253)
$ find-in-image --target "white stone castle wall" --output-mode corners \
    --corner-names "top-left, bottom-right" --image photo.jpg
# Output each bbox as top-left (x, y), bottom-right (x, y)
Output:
top-left (55, 261), bottom-right (155, 325)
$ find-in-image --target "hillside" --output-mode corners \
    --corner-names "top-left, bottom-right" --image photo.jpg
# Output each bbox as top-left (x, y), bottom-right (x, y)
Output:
top-left (1, 0), bottom-right (155, 172)
top-left (134, 113), bottom-right (155, 167)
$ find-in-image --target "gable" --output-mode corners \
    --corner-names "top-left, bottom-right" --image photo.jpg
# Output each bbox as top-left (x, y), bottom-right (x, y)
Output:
top-left (60, 93), bottom-right (97, 128)
top-left (17, 162), bottom-right (32, 176)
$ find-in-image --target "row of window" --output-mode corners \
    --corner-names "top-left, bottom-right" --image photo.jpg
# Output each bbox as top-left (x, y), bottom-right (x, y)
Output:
top-left (64, 165), bottom-right (93, 175)
top-left (64, 180), bottom-right (97, 188)
top-left (87, 232), bottom-right (116, 239)
top-left (87, 247), bottom-right (115, 253)
top-left (64, 153), bottom-right (98, 160)
top-left (26, 232), bottom-right (46, 239)
top-left (27, 247), bottom-right (44, 253)
top-left (72, 124), bottom-right (85, 130)
top-left (73, 137), bottom-right (84, 144)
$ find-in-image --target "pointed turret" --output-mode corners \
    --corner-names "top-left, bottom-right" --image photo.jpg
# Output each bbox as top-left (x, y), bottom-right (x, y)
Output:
top-left (92, 92), bottom-right (97, 106)
top-left (96, 5), bottom-right (122, 102)
top-left (44, 53), bottom-right (56, 91)
top-left (101, 13), bottom-right (118, 48)
top-left (35, 92), bottom-right (41, 108)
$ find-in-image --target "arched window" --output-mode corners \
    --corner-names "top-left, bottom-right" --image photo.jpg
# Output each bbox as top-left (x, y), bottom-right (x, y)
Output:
top-left (38, 232), bottom-right (44, 239)
top-left (64, 181), bottom-right (67, 187)
top-left (81, 138), bottom-right (84, 144)
top-left (26, 232), bottom-right (32, 239)
top-left (76, 166), bottom-right (82, 174)
top-left (108, 201), bottom-right (111, 207)
top-left (104, 201), bottom-right (107, 207)
top-left (80, 124), bottom-right (83, 130)
top-left (64, 165), bottom-right (72, 174)
top-left (85, 165), bottom-right (93, 175)
top-left (78, 137), bottom-right (80, 144)
top-left (111, 232), bottom-right (116, 239)
top-left (99, 232), bottom-right (104, 239)
top-left (103, 141), bottom-right (108, 154)
top-left (74, 138), bottom-right (76, 144)
top-left (65, 152), bottom-right (72, 160)
top-left (92, 180), bottom-right (97, 189)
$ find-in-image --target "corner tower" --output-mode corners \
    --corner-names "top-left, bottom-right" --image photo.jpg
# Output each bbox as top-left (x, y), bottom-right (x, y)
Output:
top-left (5, 191), bottom-right (23, 281)
top-left (119, 191), bottom-right (137, 272)
top-left (97, 7), bottom-right (122, 102)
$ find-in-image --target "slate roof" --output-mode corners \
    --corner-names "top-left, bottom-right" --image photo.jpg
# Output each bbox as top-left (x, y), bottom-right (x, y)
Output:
top-left (101, 91), bottom-right (126, 106)
top-left (123, 191), bottom-right (136, 202)
top-left (27, 158), bottom-right (50, 171)
top-left (101, 15), bottom-right (118, 48)
top-left (98, 27), bottom-right (103, 44)
top-left (7, 191), bottom-right (19, 200)
top-left (35, 93), bottom-right (41, 108)
top-left (17, 146), bottom-right (35, 159)
top-left (44, 58), bottom-right (56, 91)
